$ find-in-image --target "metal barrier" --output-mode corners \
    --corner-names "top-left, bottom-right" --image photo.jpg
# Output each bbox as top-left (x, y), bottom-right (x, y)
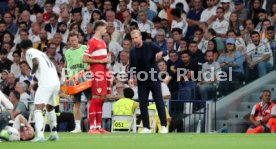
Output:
top-left (27, 98), bottom-right (216, 133)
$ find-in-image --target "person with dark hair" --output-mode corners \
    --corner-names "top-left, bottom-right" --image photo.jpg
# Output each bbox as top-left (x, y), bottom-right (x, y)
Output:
top-left (255, 9), bottom-right (269, 33)
top-left (198, 50), bottom-right (220, 101)
top-left (138, 0), bottom-right (156, 21)
top-left (25, 0), bottom-right (44, 15)
top-left (20, 39), bottom-right (60, 142)
top-left (207, 28), bottom-right (226, 54)
top-left (90, 9), bottom-right (103, 24)
top-left (128, 29), bottom-right (168, 133)
top-left (3, 12), bottom-right (18, 35)
top-left (0, 48), bottom-right (12, 73)
top-left (186, 0), bottom-right (204, 41)
top-left (246, 89), bottom-right (275, 133)
top-left (200, 0), bottom-right (217, 24)
top-left (266, 26), bottom-right (276, 69)
top-left (172, 28), bottom-right (182, 52)
top-left (10, 51), bottom-right (21, 78)
top-left (211, 7), bottom-right (229, 38)
top-left (188, 41), bottom-right (205, 64)
top-left (112, 87), bottom-right (139, 131)
top-left (83, 20), bottom-right (111, 134)
top-left (170, 8), bottom-right (187, 37)
top-left (246, 31), bottom-right (273, 80)
top-left (131, 0), bottom-right (139, 20)
top-left (44, 0), bottom-right (55, 22)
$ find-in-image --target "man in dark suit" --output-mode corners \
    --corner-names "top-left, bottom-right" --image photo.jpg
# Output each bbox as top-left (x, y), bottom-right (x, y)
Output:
top-left (128, 30), bottom-right (168, 133)
top-left (44, 13), bottom-right (60, 36)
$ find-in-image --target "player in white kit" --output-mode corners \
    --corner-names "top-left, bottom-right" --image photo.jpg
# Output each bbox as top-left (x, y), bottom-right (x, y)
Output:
top-left (20, 39), bottom-right (60, 142)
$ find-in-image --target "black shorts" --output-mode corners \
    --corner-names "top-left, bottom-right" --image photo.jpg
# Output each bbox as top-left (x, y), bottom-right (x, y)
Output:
top-left (73, 88), bottom-right (92, 103)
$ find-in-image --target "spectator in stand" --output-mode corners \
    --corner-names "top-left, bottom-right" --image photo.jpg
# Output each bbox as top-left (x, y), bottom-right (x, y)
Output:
top-left (15, 81), bottom-right (31, 109)
top-left (246, 31), bottom-right (273, 79)
top-left (57, 22), bottom-right (69, 43)
top-left (233, 0), bottom-right (249, 23)
top-left (3, 12), bottom-right (18, 35)
top-left (170, 8), bottom-right (188, 37)
top-left (266, 26), bottom-right (276, 68)
top-left (198, 50), bottom-right (220, 101)
top-left (188, 41), bottom-right (205, 64)
top-left (167, 50), bottom-right (181, 100)
top-left (218, 38), bottom-right (244, 96)
top-left (18, 61), bottom-right (32, 82)
top-left (194, 28), bottom-right (208, 54)
top-left (206, 39), bottom-right (219, 61)
top-left (44, 0), bottom-right (55, 22)
top-left (106, 10), bottom-right (124, 33)
top-left (51, 33), bottom-right (67, 57)
top-left (138, 10), bottom-right (154, 36)
top-left (227, 30), bottom-right (246, 54)
top-left (248, 0), bottom-right (263, 27)
top-left (90, 9), bottom-right (103, 24)
top-left (33, 29), bottom-right (49, 52)
top-left (172, 28), bottom-right (182, 52)
top-left (102, 32), bottom-right (123, 59)
top-left (186, 0), bottom-right (204, 41)
top-left (115, 0), bottom-right (128, 23)
top-left (131, 0), bottom-right (140, 20)
top-left (158, 0), bottom-right (173, 26)
top-left (138, 0), bottom-right (157, 21)
top-left (3, 72), bottom-right (16, 95)
top-left (45, 42), bottom-right (62, 64)
top-left (0, 70), bottom-right (9, 92)
top-left (44, 13), bottom-right (60, 38)
top-left (211, 7), bottom-right (229, 38)
top-left (0, 49), bottom-right (12, 73)
top-left (242, 19), bottom-right (255, 45)
top-left (200, 0), bottom-right (217, 25)
top-left (155, 29), bottom-right (168, 55)
top-left (220, 0), bottom-right (232, 22)
top-left (106, 21), bottom-right (123, 45)
top-left (228, 12), bottom-right (244, 36)
top-left (10, 51), bottom-right (21, 78)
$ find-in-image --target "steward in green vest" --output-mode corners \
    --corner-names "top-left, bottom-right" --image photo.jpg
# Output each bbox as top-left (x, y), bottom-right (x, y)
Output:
top-left (113, 88), bottom-right (139, 130)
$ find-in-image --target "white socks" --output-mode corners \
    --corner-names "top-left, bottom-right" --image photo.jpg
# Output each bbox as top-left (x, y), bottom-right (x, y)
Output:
top-left (34, 110), bottom-right (44, 138)
top-left (47, 110), bottom-right (57, 136)
top-left (75, 120), bottom-right (81, 130)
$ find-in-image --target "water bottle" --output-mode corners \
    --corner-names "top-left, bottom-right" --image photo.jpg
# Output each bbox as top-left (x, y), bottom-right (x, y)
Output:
top-left (196, 119), bottom-right (201, 133)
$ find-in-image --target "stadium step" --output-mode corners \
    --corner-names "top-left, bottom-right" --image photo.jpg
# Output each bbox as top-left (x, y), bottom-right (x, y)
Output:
top-left (227, 111), bottom-right (249, 119)
top-left (216, 120), bottom-right (227, 129)
top-left (237, 101), bottom-right (256, 111)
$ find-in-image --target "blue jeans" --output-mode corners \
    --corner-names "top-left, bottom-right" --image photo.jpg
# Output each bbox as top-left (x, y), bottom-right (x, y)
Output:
top-left (178, 81), bottom-right (196, 101)
top-left (199, 83), bottom-right (216, 101)
top-left (257, 62), bottom-right (272, 77)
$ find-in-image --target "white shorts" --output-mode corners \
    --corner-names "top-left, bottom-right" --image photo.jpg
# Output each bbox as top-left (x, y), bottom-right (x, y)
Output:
top-left (34, 85), bottom-right (60, 106)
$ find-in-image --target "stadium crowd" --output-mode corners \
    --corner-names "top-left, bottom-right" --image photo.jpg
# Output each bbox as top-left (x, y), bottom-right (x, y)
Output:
top-left (1, 0), bottom-right (276, 134)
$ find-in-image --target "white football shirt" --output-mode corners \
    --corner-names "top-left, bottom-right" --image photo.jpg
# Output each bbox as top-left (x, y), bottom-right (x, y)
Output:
top-left (26, 48), bottom-right (60, 87)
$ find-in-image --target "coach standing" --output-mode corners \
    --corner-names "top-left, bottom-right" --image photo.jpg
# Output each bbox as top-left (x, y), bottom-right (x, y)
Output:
top-left (128, 30), bottom-right (168, 133)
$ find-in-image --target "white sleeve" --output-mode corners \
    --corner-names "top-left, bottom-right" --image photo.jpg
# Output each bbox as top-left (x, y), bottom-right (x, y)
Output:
top-left (271, 105), bottom-right (276, 116)
top-left (161, 83), bottom-right (171, 97)
top-left (250, 105), bottom-right (257, 115)
top-left (0, 91), bottom-right (14, 110)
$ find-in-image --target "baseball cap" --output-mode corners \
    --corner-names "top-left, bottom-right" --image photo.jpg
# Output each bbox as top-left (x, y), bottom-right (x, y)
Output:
top-left (221, 0), bottom-right (231, 3)
top-left (226, 38), bottom-right (236, 44)
top-left (233, 0), bottom-right (244, 5)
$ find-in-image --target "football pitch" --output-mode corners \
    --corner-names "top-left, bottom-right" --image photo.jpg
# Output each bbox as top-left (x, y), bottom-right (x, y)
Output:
top-left (1, 133), bottom-right (275, 149)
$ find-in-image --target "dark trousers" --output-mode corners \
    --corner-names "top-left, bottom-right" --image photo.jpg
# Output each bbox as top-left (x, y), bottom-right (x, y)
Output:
top-left (57, 112), bottom-right (75, 131)
top-left (138, 82), bottom-right (167, 129)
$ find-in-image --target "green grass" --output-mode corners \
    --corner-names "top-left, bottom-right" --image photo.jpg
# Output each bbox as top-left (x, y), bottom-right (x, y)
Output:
top-left (1, 133), bottom-right (276, 149)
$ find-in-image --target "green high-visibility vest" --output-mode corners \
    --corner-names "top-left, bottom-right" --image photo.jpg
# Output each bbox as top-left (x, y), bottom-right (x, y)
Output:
top-left (113, 98), bottom-right (135, 129)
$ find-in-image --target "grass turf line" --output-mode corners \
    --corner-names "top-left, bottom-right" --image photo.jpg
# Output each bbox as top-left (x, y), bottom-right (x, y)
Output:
top-left (1, 133), bottom-right (275, 149)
